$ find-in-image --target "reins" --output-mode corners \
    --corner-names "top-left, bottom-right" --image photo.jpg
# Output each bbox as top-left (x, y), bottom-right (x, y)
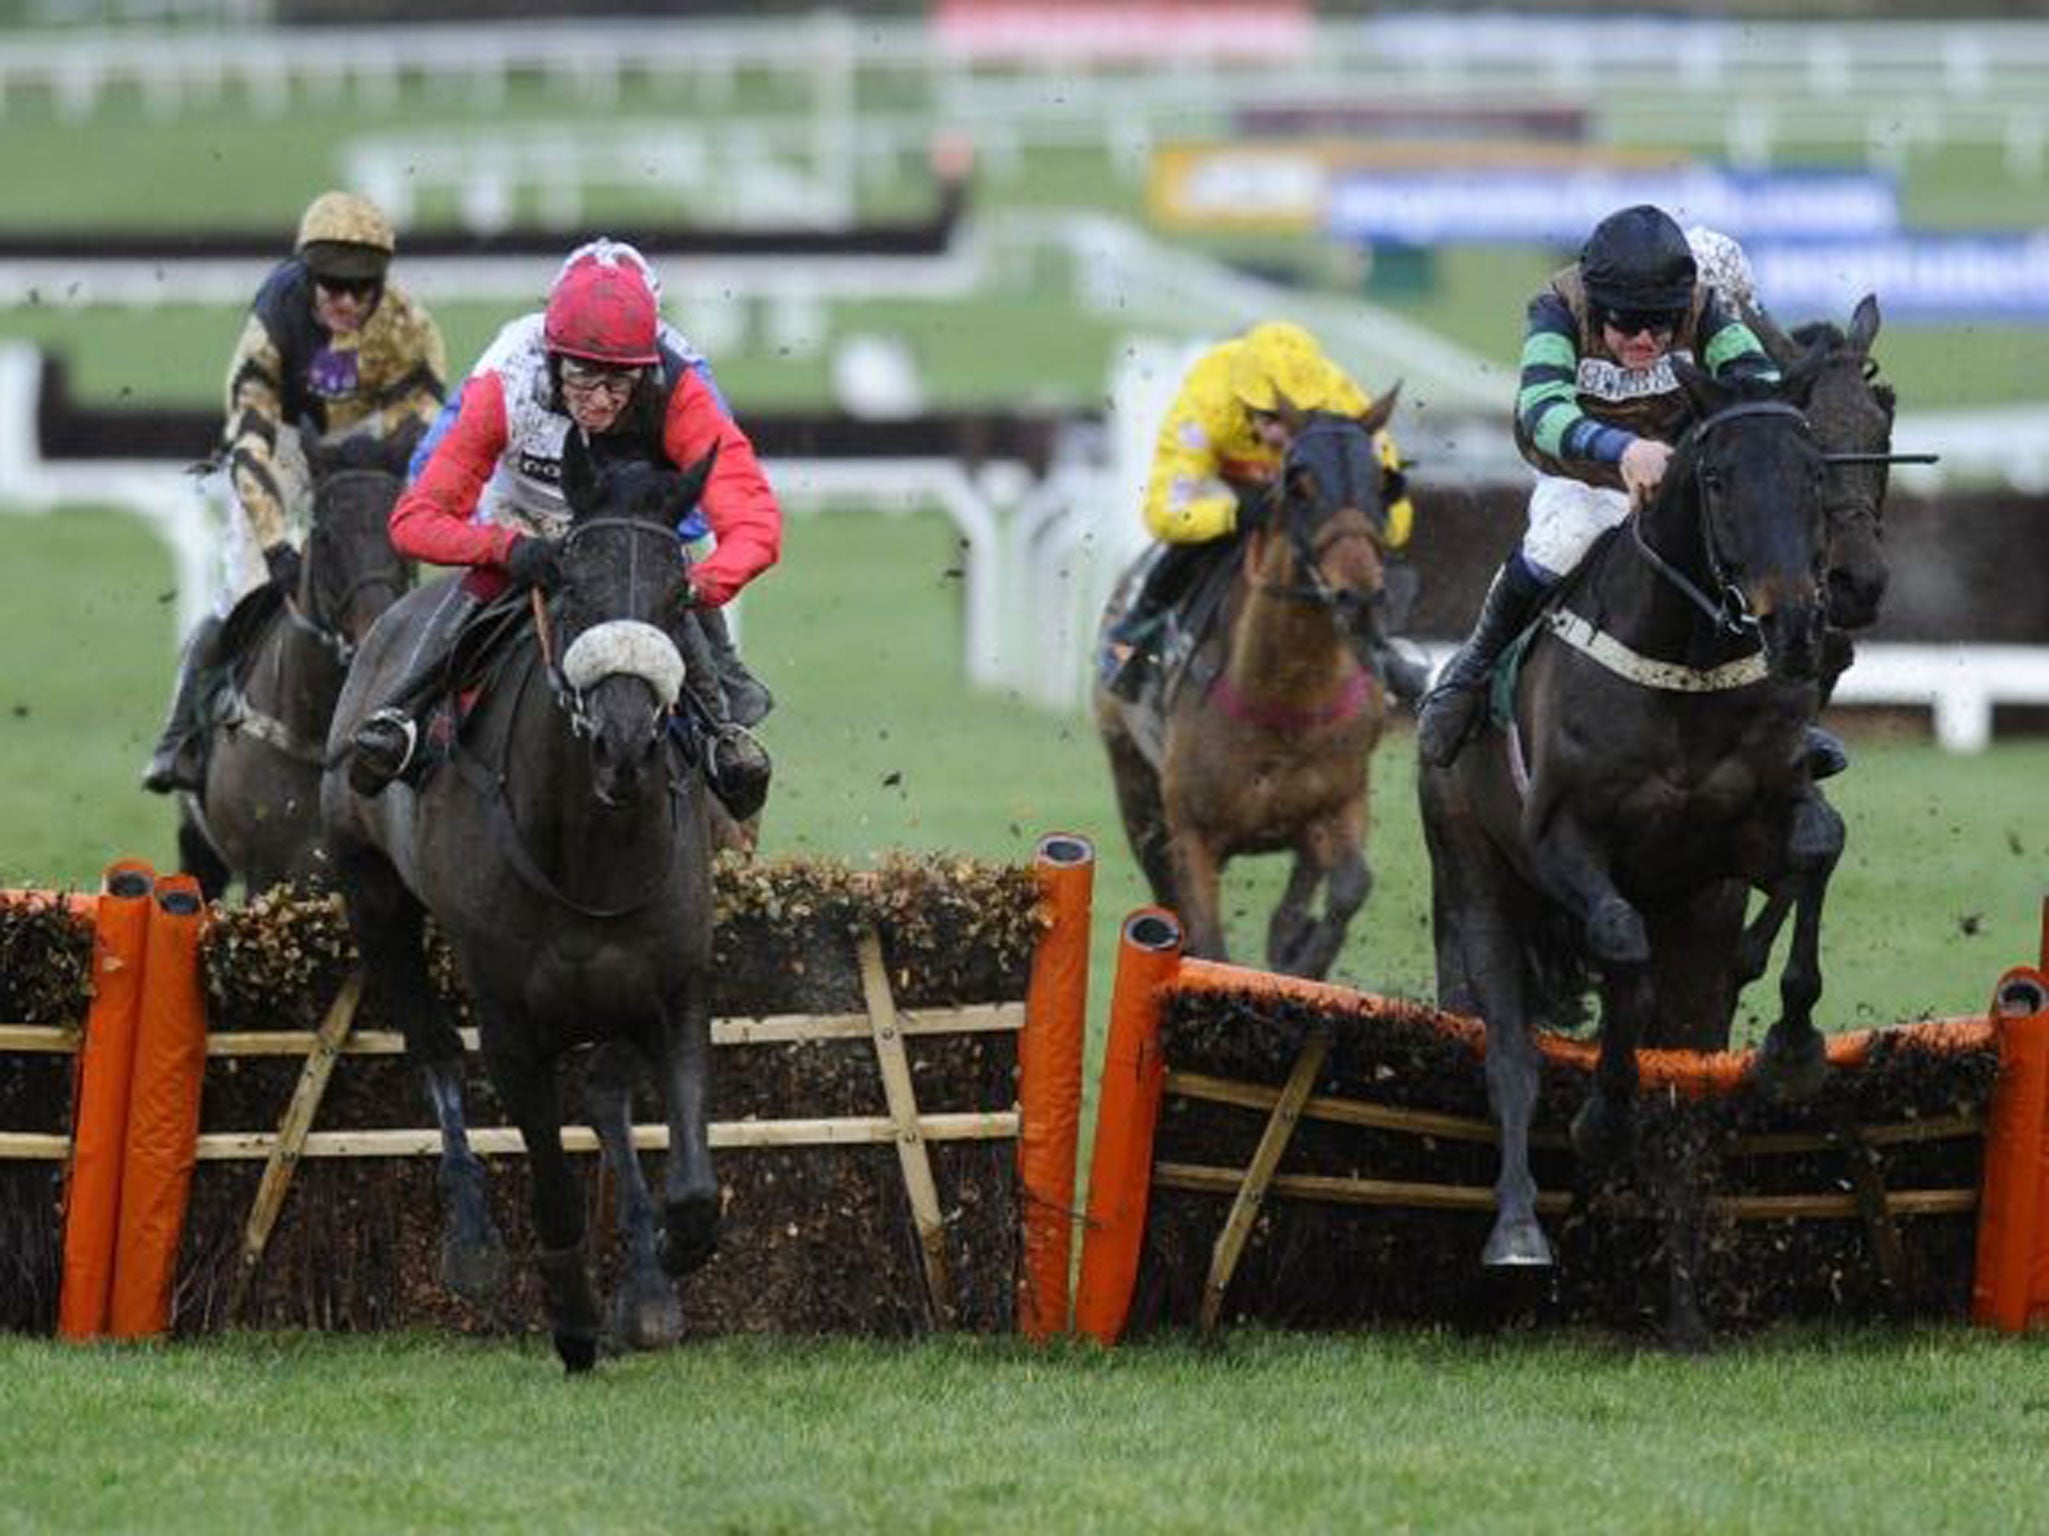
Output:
top-left (1628, 398), bottom-right (1812, 639)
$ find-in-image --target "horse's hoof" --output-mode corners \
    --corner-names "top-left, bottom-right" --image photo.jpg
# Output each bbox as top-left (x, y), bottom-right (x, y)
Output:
top-left (1571, 1094), bottom-right (1635, 1165)
top-left (555, 1332), bottom-right (599, 1374)
top-left (659, 1197), bottom-right (720, 1279)
top-left (1753, 1025), bottom-right (1829, 1103)
top-left (440, 1228), bottom-right (510, 1305)
top-left (612, 1274), bottom-right (684, 1351)
top-left (1586, 896), bottom-right (1649, 967)
top-left (1482, 1215), bottom-right (1554, 1267)
top-left (1664, 1311), bottom-right (1711, 1357)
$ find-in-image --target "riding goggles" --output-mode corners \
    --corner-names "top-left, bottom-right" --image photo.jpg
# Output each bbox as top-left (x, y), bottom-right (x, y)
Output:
top-left (1598, 305), bottom-right (1685, 339)
top-left (558, 358), bottom-right (646, 399)
top-left (313, 273), bottom-right (384, 300)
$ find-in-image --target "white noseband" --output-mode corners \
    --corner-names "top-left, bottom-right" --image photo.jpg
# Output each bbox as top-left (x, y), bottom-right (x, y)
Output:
top-left (559, 620), bottom-right (687, 705)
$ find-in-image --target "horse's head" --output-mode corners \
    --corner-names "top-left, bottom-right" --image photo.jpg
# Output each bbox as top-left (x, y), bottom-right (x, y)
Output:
top-left (1749, 296), bottom-right (1894, 630)
top-left (1669, 362), bottom-right (1829, 680)
top-left (1255, 387), bottom-right (1403, 649)
top-left (554, 432), bottom-right (711, 805)
top-left (303, 434), bottom-right (413, 654)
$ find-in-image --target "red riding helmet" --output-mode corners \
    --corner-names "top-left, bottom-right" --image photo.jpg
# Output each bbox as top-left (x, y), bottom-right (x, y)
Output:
top-left (544, 250), bottom-right (661, 367)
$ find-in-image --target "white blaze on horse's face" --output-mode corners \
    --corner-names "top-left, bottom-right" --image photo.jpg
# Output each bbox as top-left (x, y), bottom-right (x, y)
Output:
top-left (560, 620), bottom-right (687, 710)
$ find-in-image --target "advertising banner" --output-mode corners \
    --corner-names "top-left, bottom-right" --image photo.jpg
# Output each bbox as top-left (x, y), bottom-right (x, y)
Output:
top-left (1323, 167), bottom-right (1898, 245)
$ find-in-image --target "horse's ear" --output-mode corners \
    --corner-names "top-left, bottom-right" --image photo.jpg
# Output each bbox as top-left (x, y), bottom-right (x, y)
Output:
top-left (1846, 293), bottom-right (1882, 359)
top-left (1357, 379), bottom-right (1401, 435)
top-left (671, 445), bottom-right (719, 517)
top-left (1274, 396), bottom-right (1308, 436)
top-left (560, 428), bottom-right (601, 518)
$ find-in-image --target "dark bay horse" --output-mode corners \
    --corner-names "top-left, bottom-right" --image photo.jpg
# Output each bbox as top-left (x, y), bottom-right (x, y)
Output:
top-left (1751, 294), bottom-right (1896, 632)
top-left (322, 435), bottom-right (719, 1373)
top-left (1419, 364), bottom-right (1837, 1346)
top-left (1095, 396), bottom-right (1400, 979)
top-left (180, 436), bottom-right (412, 900)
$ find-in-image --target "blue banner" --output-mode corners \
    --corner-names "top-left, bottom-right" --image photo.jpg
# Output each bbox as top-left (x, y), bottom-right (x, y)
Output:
top-left (1752, 235), bottom-right (2049, 322)
top-left (1324, 167), bottom-right (1898, 245)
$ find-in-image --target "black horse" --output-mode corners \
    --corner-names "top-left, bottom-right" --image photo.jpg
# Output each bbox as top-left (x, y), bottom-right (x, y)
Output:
top-left (1418, 363), bottom-right (1838, 1347)
top-left (179, 436), bottom-right (412, 900)
top-left (322, 435), bottom-right (720, 1372)
top-left (1749, 294), bottom-right (1896, 634)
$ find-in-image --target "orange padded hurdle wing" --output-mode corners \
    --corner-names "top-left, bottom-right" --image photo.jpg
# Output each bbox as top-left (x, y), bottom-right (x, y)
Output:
top-left (1074, 908), bottom-right (1182, 1345)
top-left (1974, 964), bottom-right (2049, 1333)
top-left (109, 874), bottom-right (210, 1338)
top-left (56, 860), bottom-right (155, 1340)
top-left (1017, 833), bottom-right (1094, 1340)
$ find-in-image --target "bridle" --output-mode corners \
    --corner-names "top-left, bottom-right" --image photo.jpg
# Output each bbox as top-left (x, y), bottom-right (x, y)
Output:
top-left (293, 468), bottom-right (409, 667)
top-left (544, 514), bottom-right (689, 745)
top-left (1630, 398), bottom-right (1814, 639)
top-left (1255, 418), bottom-right (1388, 632)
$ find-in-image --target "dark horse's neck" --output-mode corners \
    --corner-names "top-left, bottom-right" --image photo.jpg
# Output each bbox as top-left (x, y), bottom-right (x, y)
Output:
top-left (250, 591), bottom-right (350, 743)
top-left (1583, 448), bottom-right (1757, 673)
top-left (486, 645), bottom-right (688, 918)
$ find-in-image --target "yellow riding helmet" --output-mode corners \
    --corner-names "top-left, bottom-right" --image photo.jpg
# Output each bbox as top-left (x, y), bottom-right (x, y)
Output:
top-left (294, 190), bottom-right (396, 282)
top-left (1229, 321), bottom-right (1339, 413)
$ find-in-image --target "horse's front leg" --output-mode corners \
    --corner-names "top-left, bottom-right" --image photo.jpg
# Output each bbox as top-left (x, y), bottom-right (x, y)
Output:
top-left (335, 836), bottom-right (505, 1301)
top-left (1527, 810), bottom-right (1648, 1164)
top-left (1169, 833), bottom-right (1229, 962)
top-left (421, 1054), bottom-right (509, 1303)
top-left (656, 989), bottom-right (720, 1279)
top-left (483, 1032), bottom-right (600, 1373)
top-left (1752, 789), bottom-right (1844, 1102)
top-left (1268, 811), bottom-right (1372, 981)
top-left (586, 1038), bottom-right (683, 1350)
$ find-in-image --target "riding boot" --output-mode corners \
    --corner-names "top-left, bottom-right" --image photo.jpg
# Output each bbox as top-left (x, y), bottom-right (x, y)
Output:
top-left (693, 604), bottom-right (773, 728)
top-left (1369, 636), bottom-right (1433, 709)
top-left (1415, 556), bottom-right (1553, 768)
top-left (348, 594), bottom-right (476, 797)
top-left (1106, 540), bottom-right (1210, 702)
top-left (674, 614), bottom-right (771, 821)
top-left (1806, 724), bottom-right (1849, 781)
top-left (140, 613), bottom-right (227, 795)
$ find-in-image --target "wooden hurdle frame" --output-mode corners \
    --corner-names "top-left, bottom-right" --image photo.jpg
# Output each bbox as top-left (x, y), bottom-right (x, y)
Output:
top-left (0, 835), bottom-right (1096, 1341)
top-left (1075, 900), bottom-right (2049, 1343)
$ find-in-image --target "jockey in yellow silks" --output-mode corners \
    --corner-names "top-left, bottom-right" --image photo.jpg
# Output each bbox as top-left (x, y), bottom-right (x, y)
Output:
top-left (1106, 321), bottom-right (1424, 702)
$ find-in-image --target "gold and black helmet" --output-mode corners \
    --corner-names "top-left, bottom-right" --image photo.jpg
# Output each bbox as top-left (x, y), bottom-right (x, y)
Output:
top-left (294, 190), bottom-right (396, 282)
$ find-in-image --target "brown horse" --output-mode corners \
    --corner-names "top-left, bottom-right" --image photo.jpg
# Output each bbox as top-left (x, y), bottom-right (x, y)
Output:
top-left (1095, 397), bottom-right (1400, 979)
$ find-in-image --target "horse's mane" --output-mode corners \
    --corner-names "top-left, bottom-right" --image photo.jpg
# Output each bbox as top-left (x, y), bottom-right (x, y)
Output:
top-left (1789, 319), bottom-right (1846, 350)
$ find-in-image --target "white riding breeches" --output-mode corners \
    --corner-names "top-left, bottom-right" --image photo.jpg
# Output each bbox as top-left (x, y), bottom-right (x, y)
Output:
top-left (215, 430), bottom-right (314, 615)
top-left (1519, 474), bottom-right (1632, 584)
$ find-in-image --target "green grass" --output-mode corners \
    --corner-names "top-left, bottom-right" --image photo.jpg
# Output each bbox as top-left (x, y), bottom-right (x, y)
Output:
top-left (1, 505), bottom-right (2039, 1035)
top-left (0, 1327), bottom-right (2045, 1535)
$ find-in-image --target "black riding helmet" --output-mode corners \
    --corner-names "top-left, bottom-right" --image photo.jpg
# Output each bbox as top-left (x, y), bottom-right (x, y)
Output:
top-left (1579, 204), bottom-right (1697, 313)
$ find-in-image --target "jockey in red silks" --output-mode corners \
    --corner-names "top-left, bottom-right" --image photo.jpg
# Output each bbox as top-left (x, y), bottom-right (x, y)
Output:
top-left (345, 240), bottom-right (782, 818)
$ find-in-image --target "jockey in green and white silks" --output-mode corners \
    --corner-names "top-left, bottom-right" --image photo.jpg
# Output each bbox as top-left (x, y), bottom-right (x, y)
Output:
top-left (1415, 204), bottom-right (1783, 769)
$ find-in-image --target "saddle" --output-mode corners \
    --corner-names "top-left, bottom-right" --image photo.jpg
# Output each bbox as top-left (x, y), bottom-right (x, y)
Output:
top-left (1103, 545), bottom-right (1239, 708)
top-left (197, 582), bottom-right (288, 738)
